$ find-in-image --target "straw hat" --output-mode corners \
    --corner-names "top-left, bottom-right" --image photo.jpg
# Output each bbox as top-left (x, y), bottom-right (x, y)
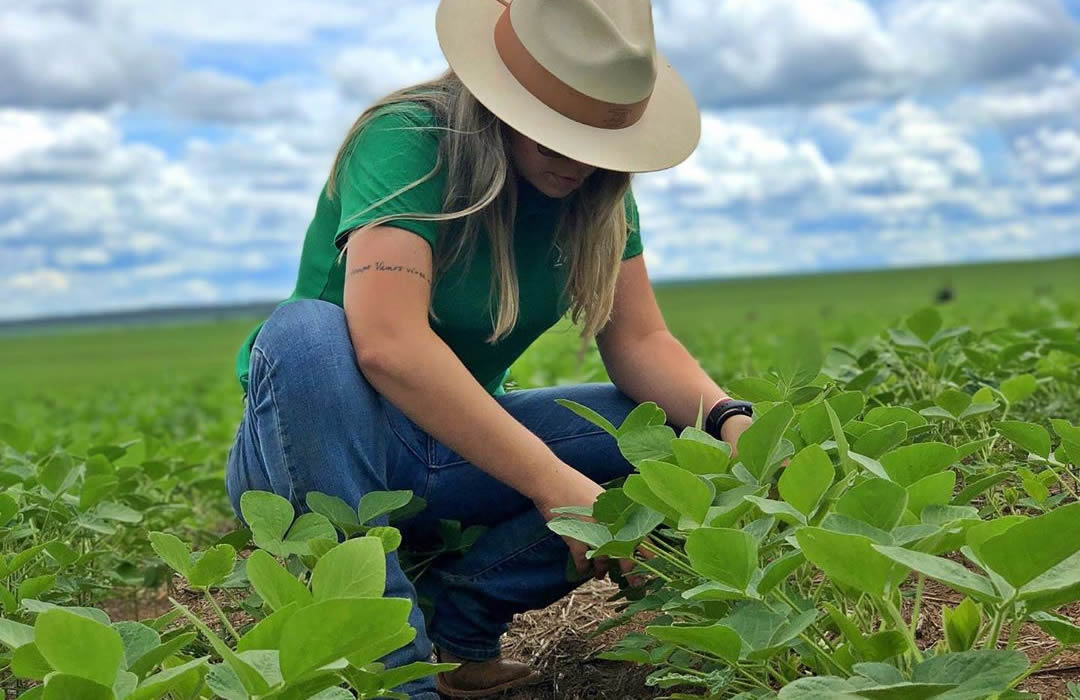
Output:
top-left (435, 0), bottom-right (701, 173)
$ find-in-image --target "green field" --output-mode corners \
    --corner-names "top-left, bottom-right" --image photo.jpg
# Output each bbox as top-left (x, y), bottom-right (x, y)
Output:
top-left (1, 256), bottom-right (1078, 699)
top-left (3, 257), bottom-right (1077, 402)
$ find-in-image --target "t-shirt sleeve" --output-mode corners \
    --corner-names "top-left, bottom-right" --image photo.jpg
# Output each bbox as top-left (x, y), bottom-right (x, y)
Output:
top-left (333, 106), bottom-right (446, 252)
top-left (622, 187), bottom-right (644, 260)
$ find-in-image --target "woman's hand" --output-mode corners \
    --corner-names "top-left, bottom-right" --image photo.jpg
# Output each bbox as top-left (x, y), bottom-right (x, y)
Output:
top-left (720, 413), bottom-right (753, 460)
top-left (533, 465), bottom-right (648, 586)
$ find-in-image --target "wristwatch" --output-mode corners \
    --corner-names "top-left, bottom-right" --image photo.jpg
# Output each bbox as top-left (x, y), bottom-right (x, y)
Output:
top-left (704, 399), bottom-right (754, 440)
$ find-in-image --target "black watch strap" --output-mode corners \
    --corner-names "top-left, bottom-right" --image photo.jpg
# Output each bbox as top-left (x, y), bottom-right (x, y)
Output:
top-left (705, 399), bottom-right (754, 439)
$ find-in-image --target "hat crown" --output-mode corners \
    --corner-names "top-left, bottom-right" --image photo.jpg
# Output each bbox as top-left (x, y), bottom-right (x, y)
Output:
top-left (509, 0), bottom-right (657, 104)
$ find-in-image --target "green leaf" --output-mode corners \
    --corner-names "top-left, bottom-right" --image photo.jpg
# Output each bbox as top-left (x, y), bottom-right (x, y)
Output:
top-left (880, 443), bottom-right (958, 487)
top-left (1052, 419), bottom-right (1080, 444)
top-left (376, 661), bottom-right (459, 696)
top-left (776, 329), bottom-right (823, 388)
top-left (38, 452), bottom-right (76, 495)
top-left (865, 406), bottom-right (927, 431)
top-left (17, 576), bottom-right (55, 603)
top-left (310, 537), bottom-right (386, 601)
top-left (127, 657), bottom-right (209, 700)
top-left (943, 598), bottom-right (982, 653)
top-left (799, 392), bottom-right (865, 444)
top-left (241, 491), bottom-right (295, 551)
top-left (685, 527), bottom-right (758, 592)
top-left (356, 491), bottom-right (415, 525)
top-left (41, 674), bottom-right (115, 700)
top-left (907, 308), bottom-right (942, 344)
top-left (1000, 374), bottom-right (1038, 404)
top-left (149, 532), bottom-right (191, 578)
top-left (852, 422), bottom-right (908, 460)
top-left (617, 402), bottom-right (667, 436)
top-left (112, 621), bottom-right (160, 671)
top-left (36, 609), bottom-right (125, 687)
top-left (1030, 612), bottom-right (1080, 646)
top-left (617, 425), bottom-right (676, 466)
top-left (727, 377), bottom-right (784, 403)
top-left (279, 598), bottom-right (412, 681)
top-left (96, 502), bottom-right (142, 523)
top-left (0, 493), bottom-right (17, 527)
top-left (778, 444), bottom-right (834, 517)
top-left (935, 389), bottom-right (971, 418)
top-left (906, 472), bottom-right (956, 517)
top-left (12, 642), bottom-right (51, 680)
top-left (738, 403), bottom-right (795, 480)
top-left (744, 496), bottom-right (805, 526)
top-left (128, 632), bottom-right (197, 678)
top-left (645, 624), bottom-right (741, 663)
top-left (796, 528), bottom-right (906, 597)
top-left (204, 663), bottom-right (248, 700)
top-left (638, 460), bottom-right (714, 525)
top-left (547, 519), bottom-right (612, 549)
top-left (188, 545), bottom-right (236, 590)
top-left (976, 502), bottom-right (1080, 589)
top-left (622, 475), bottom-right (679, 523)
top-left (993, 421), bottom-right (1051, 459)
top-left (237, 603), bottom-right (299, 653)
top-left (952, 472), bottom-right (1011, 506)
top-left (671, 434), bottom-right (731, 475)
top-left (306, 493), bottom-right (360, 536)
top-left (244, 550), bottom-right (313, 612)
top-left (836, 478), bottom-right (908, 532)
top-left (957, 402), bottom-right (999, 422)
top-left (871, 546), bottom-right (1000, 603)
top-left (284, 513), bottom-right (338, 554)
top-left (911, 649), bottom-right (1028, 696)
top-left (0, 618), bottom-right (35, 650)
top-left (555, 399), bottom-right (617, 437)
top-left (756, 552), bottom-right (806, 596)
top-left (367, 526), bottom-right (402, 554)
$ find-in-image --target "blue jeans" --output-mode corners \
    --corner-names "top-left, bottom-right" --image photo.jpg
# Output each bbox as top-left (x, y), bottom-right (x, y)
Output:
top-left (225, 300), bottom-right (638, 699)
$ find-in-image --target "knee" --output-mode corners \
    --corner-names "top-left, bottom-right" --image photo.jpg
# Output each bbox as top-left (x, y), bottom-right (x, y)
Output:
top-left (256, 300), bottom-right (352, 361)
top-left (250, 299), bottom-right (368, 404)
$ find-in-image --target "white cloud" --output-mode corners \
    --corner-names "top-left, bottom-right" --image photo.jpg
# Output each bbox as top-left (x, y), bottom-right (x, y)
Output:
top-left (0, 0), bottom-right (176, 109)
top-left (654, 0), bottom-right (1079, 107)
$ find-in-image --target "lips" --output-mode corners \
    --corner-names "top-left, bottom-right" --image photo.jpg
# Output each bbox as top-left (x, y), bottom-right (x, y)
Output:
top-left (554, 173), bottom-right (582, 187)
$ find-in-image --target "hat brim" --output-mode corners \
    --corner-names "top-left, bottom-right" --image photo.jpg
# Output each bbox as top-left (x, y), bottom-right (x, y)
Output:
top-left (436, 0), bottom-right (701, 173)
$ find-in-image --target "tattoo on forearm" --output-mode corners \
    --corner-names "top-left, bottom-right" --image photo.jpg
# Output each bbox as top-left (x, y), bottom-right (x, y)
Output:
top-left (348, 260), bottom-right (430, 284)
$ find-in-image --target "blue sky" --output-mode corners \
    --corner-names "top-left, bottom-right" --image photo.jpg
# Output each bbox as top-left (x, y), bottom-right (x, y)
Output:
top-left (1, 0), bottom-right (1079, 320)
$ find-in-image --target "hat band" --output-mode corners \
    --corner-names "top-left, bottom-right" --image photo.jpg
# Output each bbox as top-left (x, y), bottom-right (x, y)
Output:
top-left (493, 5), bottom-right (651, 130)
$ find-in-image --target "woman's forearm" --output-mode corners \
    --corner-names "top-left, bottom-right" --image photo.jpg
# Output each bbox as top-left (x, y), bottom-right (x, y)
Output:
top-left (602, 329), bottom-right (729, 429)
top-left (351, 326), bottom-right (586, 503)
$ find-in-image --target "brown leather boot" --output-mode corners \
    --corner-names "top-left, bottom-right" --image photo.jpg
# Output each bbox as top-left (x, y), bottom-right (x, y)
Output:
top-left (434, 647), bottom-right (543, 698)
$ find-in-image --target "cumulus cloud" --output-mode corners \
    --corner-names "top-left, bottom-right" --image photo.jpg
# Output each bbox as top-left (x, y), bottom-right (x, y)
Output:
top-left (654, 0), bottom-right (1079, 108)
top-left (0, 0), bottom-right (1078, 319)
top-left (0, 0), bottom-right (177, 109)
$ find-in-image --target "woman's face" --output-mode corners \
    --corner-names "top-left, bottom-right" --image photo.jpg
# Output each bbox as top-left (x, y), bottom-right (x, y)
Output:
top-left (508, 127), bottom-right (597, 198)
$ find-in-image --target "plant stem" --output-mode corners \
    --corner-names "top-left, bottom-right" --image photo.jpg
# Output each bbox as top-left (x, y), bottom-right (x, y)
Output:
top-left (910, 575), bottom-right (925, 639)
top-left (204, 589), bottom-right (240, 643)
top-left (879, 596), bottom-right (924, 664)
top-left (640, 541), bottom-right (697, 577)
top-left (1008, 645), bottom-right (1070, 689)
top-left (985, 603), bottom-right (1008, 650)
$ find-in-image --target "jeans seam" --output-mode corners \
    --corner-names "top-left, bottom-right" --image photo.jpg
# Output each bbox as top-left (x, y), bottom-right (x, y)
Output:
top-left (262, 355), bottom-right (300, 509)
top-left (382, 400), bottom-right (428, 465)
top-left (427, 427), bottom-right (611, 470)
top-left (440, 529), bottom-right (561, 583)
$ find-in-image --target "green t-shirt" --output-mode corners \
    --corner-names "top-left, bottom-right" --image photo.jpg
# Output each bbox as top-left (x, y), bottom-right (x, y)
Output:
top-left (234, 102), bottom-right (643, 396)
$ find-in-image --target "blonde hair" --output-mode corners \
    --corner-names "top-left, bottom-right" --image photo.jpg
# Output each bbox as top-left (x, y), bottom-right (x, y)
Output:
top-left (329, 69), bottom-right (634, 343)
